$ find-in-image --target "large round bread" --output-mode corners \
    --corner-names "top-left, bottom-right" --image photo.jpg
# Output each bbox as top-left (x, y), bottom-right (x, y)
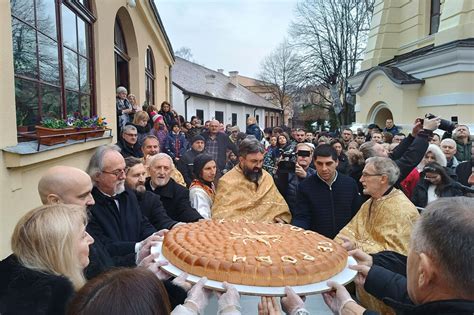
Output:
top-left (162, 220), bottom-right (348, 286)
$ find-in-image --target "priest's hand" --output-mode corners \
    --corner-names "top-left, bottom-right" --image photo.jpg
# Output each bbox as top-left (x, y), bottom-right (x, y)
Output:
top-left (349, 249), bottom-right (373, 267)
top-left (339, 236), bottom-right (355, 251)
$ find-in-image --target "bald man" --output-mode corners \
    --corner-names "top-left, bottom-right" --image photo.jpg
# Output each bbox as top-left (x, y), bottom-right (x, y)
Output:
top-left (38, 166), bottom-right (94, 206)
top-left (38, 165), bottom-right (156, 279)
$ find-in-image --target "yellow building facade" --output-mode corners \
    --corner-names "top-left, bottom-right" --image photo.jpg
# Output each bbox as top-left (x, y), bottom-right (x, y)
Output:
top-left (349, 0), bottom-right (474, 130)
top-left (0, 0), bottom-right (173, 257)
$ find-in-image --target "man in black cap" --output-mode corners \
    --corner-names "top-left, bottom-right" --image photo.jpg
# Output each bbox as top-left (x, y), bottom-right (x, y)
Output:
top-left (177, 135), bottom-right (206, 187)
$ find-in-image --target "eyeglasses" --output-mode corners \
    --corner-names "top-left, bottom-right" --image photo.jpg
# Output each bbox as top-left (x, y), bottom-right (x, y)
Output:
top-left (102, 168), bottom-right (128, 177)
top-left (424, 175), bottom-right (439, 180)
top-left (124, 133), bottom-right (138, 137)
top-left (361, 172), bottom-right (384, 177)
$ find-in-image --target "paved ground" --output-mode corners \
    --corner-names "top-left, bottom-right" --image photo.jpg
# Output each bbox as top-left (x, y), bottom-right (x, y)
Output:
top-left (203, 293), bottom-right (333, 314)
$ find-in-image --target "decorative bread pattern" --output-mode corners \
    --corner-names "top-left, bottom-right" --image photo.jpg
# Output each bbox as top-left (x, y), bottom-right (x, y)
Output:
top-left (162, 220), bottom-right (348, 286)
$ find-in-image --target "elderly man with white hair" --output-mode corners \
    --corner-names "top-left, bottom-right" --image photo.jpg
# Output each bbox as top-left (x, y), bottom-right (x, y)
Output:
top-left (145, 153), bottom-right (203, 222)
top-left (440, 138), bottom-right (459, 170)
top-left (336, 157), bottom-right (420, 314)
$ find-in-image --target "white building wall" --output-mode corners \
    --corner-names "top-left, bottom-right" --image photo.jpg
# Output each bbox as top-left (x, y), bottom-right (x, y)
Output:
top-left (172, 85), bottom-right (273, 130)
top-left (171, 86), bottom-right (185, 116)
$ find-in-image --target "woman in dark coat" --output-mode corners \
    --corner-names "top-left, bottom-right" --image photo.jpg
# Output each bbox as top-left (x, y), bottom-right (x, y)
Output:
top-left (331, 139), bottom-right (350, 174)
top-left (0, 204), bottom-right (94, 315)
top-left (158, 101), bottom-right (177, 130)
top-left (412, 162), bottom-right (473, 208)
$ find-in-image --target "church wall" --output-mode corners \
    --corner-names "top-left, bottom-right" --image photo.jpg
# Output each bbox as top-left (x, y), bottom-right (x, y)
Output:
top-left (0, 0), bottom-right (173, 257)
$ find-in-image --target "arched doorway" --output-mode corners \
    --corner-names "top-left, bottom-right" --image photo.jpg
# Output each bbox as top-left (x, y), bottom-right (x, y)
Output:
top-left (368, 102), bottom-right (393, 128)
top-left (114, 17), bottom-right (129, 90)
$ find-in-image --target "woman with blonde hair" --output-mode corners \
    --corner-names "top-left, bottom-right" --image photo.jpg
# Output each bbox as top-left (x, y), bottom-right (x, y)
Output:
top-left (127, 93), bottom-right (141, 112)
top-left (0, 204), bottom-right (94, 314)
top-left (130, 110), bottom-right (152, 146)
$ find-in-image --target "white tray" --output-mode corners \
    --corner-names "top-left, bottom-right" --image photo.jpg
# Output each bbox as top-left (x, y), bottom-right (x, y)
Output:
top-left (151, 242), bottom-right (357, 296)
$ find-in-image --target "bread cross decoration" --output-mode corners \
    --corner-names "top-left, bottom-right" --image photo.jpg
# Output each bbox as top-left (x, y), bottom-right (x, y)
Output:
top-left (229, 228), bottom-right (282, 247)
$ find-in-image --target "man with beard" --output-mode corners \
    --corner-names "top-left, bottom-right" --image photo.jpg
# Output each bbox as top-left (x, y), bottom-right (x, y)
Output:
top-left (212, 137), bottom-right (291, 223)
top-left (145, 153), bottom-right (203, 222)
top-left (294, 128), bottom-right (306, 144)
top-left (141, 135), bottom-right (187, 187)
top-left (124, 157), bottom-right (180, 230)
top-left (177, 135), bottom-right (206, 186)
top-left (37, 165), bottom-right (160, 279)
top-left (86, 145), bottom-right (157, 257)
top-left (341, 128), bottom-right (354, 149)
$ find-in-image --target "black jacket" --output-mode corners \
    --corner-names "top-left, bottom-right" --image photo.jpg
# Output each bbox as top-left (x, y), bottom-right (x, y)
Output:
top-left (293, 172), bottom-right (361, 239)
top-left (390, 133), bottom-right (429, 187)
top-left (372, 250), bottom-right (407, 277)
top-left (177, 149), bottom-right (203, 186)
top-left (145, 178), bottom-right (203, 222)
top-left (201, 131), bottom-right (238, 171)
top-left (337, 153), bottom-right (350, 175)
top-left (87, 187), bottom-right (156, 257)
top-left (84, 235), bottom-right (136, 280)
top-left (411, 178), bottom-right (472, 208)
top-left (363, 265), bottom-right (474, 315)
top-left (336, 152), bottom-right (350, 175)
top-left (136, 191), bottom-right (178, 230)
top-left (275, 167), bottom-right (316, 215)
top-left (116, 138), bottom-right (143, 159)
top-left (0, 255), bottom-right (74, 315)
top-left (456, 161), bottom-right (473, 186)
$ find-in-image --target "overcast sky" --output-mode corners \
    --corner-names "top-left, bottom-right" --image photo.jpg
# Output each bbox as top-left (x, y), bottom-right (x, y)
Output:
top-left (156, 0), bottom-right (298, 78)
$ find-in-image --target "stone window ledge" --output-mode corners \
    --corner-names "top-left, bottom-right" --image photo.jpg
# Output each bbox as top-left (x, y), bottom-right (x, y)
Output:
top-left (2, 135), bottom-right (113, 168)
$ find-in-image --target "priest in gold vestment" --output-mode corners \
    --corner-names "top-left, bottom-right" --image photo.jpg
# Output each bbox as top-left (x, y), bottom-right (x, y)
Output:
top-left (336, 157), bottom-right (419, 315)
top-left (212, 137), bottom-right (291, 223)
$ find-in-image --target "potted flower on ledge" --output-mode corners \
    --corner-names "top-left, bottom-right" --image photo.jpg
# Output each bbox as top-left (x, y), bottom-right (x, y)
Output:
top-left (68, 114), bottom-right (108, 140)
top-left (89, 116), bottom-right (108, 138)
top-left (36, 118), bottom-right (75, 146)
top-left (35, 114), bottom-right (108, 145)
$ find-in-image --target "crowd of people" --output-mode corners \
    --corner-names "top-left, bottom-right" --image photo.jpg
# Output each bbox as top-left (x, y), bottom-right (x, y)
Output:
top-left (1, 92), bottom-right (473, 315)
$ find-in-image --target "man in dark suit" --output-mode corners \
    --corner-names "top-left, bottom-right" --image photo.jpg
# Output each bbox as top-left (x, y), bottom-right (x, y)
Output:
top-left (124, 156), bottom-right (181, 230)
top-left (86, 145), bottom-right (159, 257)
top-left (145, 153), bottom-right (202, 222)
top-left (201, 119), bottom-right (238, 173)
